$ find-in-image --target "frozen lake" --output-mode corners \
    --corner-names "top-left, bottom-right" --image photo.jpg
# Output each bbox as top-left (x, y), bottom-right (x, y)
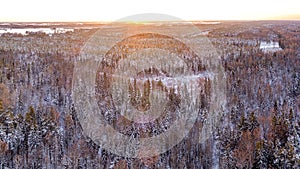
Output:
top-left (0, 27), bottom-right (74, 35)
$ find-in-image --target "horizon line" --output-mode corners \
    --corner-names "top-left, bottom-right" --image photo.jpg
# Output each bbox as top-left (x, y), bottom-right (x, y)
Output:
top-left (1, 19), bottom-right (300, 23)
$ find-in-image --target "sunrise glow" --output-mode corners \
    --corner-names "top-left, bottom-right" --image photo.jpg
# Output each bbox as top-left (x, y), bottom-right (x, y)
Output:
top-left (0, 0), bottom-right (299, 22)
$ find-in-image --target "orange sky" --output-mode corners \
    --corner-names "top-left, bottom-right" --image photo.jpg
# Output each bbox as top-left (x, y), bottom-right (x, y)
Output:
top-left (0, 0), bottom-right (299, 22)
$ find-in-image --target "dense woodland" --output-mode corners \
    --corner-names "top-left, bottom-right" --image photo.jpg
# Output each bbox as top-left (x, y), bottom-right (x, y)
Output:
top-left (0, 21), bottom-right (299, 168)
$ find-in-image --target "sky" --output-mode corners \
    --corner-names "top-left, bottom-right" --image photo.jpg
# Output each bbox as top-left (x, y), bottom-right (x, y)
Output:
top-left (0, 0), bottom-right (299, 22)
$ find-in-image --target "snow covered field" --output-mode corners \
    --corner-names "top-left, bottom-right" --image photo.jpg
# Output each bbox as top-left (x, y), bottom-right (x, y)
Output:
top-left (259, 41), bottom-right (282, 53)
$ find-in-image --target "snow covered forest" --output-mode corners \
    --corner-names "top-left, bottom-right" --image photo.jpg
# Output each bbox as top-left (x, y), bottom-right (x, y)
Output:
top-left (0, 21), bottom-right (299, 168)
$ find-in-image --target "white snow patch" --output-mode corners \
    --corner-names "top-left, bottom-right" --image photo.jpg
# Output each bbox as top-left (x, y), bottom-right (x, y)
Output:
top-left (260, 41), bottom-right (282, 53)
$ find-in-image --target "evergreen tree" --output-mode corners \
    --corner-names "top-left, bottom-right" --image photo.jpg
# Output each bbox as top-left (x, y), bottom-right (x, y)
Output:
top-left (253, 141), bottom-right (274, 169)
top-left (25, 106), bottom-right (37, 129)
top-left (248, 112), bottom-right (259, 133)
top-left (238, 113), bottom-right (248, 131)
top-left (0, 100), bottom-right (4, 112)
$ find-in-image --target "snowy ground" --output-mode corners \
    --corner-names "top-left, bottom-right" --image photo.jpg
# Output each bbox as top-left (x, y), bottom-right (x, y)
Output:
top-left (259, 41), bottom-right (282, 53)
